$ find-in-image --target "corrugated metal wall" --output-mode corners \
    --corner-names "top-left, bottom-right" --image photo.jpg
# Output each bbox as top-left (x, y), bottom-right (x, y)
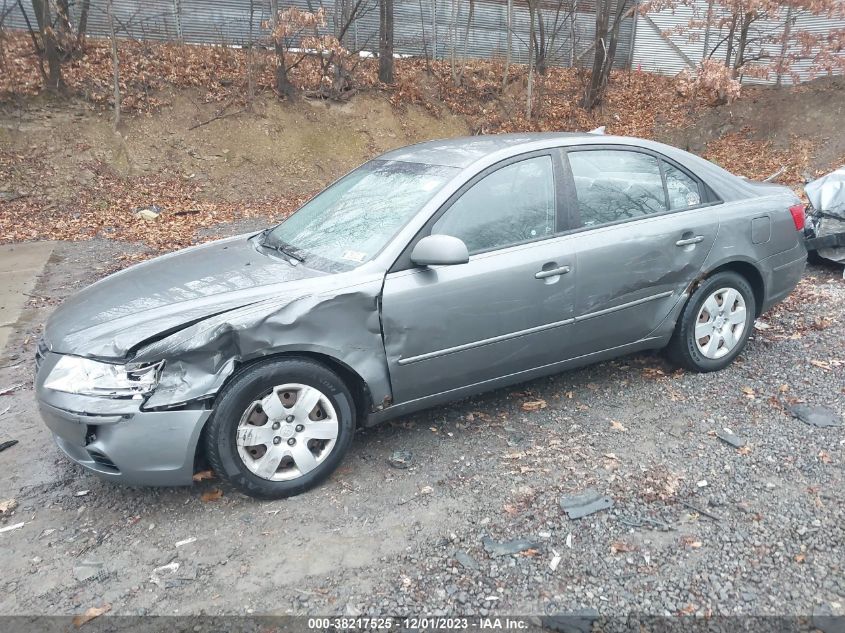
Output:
top-left (0, 0), bottom-right (634, 69)
top-left (631, 1), bottom-right (845, 85)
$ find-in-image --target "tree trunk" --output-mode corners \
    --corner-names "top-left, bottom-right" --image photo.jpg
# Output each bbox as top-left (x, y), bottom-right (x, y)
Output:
top-left (56, 0), bottom-right (70, 38)
top-left (724, 13), bottom-right (737, 67)
top-left (583, 0), bottom-right (626, 110)
top-left (270, 0), bottom-right (295, 99)
top-left (456, 0), bottom-right (474, 84)
top-left (77, 0), bottom-right (90, 47)
top-left (733, 11), bottom-right (753, 73)
top-left (106, 0), bottom-right (120, 129)
top-left (775, 5), bottom-right (793, 87)
top-left (535, 5), bottom-right (547, 75)
top-left (246, 0), bottom-right (255, 106)
top-left (379, 0), bottom-right (394, 83)
top-left (502, 0), bottom-right (512, 90)
top-left (449, 0), bottom-right (459, 82)
top-left (583, 0), bottom-right (609, 109)
top-left (526, 0), bottom-right (536, 120)
top-left (32, 0), bottom-right (63, 91)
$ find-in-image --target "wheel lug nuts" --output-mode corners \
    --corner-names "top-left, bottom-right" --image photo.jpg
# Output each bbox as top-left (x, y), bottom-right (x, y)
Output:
top-left (287, 438), bottom-right (296, 446)
top-left (286, 415), bottom-right (295, 423)
top-left (295, 424), bottom-right (304, 432)
top-left (272, 422), bottom-right (280, 430)
top-left (273, 437), bottom-right (281, 445)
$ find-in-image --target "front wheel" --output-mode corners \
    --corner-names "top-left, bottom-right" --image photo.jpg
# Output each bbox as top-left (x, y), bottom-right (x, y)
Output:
top-left (666, 271), bottom-right (756, 372)
top-left (205, 357), bottom-right (355, 499)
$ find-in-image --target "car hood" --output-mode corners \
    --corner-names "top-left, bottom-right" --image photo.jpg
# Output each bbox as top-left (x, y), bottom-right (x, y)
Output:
top-left (44, 234), bottom-right (326, 358)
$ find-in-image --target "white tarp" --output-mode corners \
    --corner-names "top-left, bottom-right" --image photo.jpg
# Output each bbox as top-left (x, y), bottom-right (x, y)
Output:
top-left (806, 167), bottom-right (845, 218)
top-left (806, 167), bottom-right (845, 263)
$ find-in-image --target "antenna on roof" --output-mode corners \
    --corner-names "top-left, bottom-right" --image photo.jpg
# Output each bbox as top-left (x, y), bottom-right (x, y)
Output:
top-left (588, 126), bottom-right (606, 135)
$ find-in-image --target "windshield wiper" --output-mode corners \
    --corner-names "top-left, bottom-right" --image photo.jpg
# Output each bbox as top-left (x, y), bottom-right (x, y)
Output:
top-left (258, 229), bottom-right (306, 263)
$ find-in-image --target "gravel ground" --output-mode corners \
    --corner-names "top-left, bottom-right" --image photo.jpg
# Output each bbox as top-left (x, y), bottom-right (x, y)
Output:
top-left (0, 234), bottom-right (842, 623)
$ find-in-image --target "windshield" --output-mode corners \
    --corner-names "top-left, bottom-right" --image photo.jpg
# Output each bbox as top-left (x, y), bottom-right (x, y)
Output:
top-left (264, 160), bottom-right (457, 271)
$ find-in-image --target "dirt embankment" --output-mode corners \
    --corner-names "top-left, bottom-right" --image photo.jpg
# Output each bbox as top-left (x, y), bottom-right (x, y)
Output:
top-left (659, 76), bottom-right (845, 178)
top-left (1, 71), bottom-right (843, 253)
top-left (0, 90), bottom-right (468, 249)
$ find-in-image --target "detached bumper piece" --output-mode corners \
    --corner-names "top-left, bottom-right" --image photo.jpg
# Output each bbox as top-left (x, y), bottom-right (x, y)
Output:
top-left (805, 230), bottom-right (845, 251)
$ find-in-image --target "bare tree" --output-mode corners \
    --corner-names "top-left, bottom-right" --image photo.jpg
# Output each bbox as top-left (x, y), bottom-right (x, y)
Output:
top-left (533, 0), bottom-right (577, 75)
top-left (76, 0), bottom-right (90, 47)
top-left (526, 0), bottom-right (538, 118)
top-left (106, 0), bottom-right (120, 129)
top-left (31, 0), bottom-right (63, 91)
top-left (378, 0), bottom-right (394, 83)
top-left (582, 0), bottom-right (630, 110)
top-left (502, 0), bottom-right (513, 90)
top-left (269, 0), bottom-right (300, 99)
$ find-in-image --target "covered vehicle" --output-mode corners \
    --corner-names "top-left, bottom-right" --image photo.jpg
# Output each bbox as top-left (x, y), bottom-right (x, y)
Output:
top-left (35, 134), bottom-right (807, 499)
top-left (804, 167), bottom-right (845, 263)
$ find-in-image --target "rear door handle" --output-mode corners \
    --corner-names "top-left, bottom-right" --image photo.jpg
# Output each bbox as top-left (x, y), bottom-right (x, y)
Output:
top-left (535, 265), bottom-right (571, 279)
top-left (676, 235), bottom-right (704, 246)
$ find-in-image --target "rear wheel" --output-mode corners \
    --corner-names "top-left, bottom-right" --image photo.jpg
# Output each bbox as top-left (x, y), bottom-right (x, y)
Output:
top-left (205, 357), bottom-right (355, 499)
top-left (667, 271), bottom-right (756, 372)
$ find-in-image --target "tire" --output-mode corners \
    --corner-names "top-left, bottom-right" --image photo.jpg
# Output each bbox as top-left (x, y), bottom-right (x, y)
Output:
top-left (666, 271), bottom-right (756, 372)
top-left (205, 357), bottom-right (355, 499)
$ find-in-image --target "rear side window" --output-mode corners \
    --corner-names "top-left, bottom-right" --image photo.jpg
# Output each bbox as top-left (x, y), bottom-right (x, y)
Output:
top-left (665, 162), bottom-right (702, 209)
top-left (432, 156), bottom-right (556, 254)
top-left (568, 150), bottom-right (667, 227)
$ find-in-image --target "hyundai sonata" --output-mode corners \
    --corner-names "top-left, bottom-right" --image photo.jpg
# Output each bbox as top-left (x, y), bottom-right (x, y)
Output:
top-left (35, 134), bottom-right (807, 498)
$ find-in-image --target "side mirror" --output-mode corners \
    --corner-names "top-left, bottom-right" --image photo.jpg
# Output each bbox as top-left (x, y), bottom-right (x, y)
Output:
top-left (410, 234), bottom-right (469, 267)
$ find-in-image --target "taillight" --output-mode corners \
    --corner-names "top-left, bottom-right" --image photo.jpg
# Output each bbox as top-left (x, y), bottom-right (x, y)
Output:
top-left (789, 204), bottom-right (805, 231)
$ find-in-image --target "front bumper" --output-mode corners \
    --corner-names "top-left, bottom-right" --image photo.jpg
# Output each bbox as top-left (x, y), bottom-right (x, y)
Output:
top-left (36, 351), bottom-right (211, 486)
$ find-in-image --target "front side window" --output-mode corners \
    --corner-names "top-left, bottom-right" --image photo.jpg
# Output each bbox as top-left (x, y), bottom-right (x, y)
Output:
top-left (265, 160), bottom-right (457, 271)
top-left (432, 156), bottom-right (556, 254)
top-left (569, 150), bottom-right (667, 227)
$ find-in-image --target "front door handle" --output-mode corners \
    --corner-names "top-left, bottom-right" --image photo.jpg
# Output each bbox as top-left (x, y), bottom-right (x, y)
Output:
top-left (535, 265), bottom-right (571, 279)
top-left (676, 235), bottom-right (704, 246)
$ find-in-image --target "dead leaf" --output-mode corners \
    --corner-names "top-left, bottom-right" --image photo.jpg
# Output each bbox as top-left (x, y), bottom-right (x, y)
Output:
top-left (610, 541), bottom-right (636, 554)
top-left (795, 553), bottom-right (806, 563)
top-left (738, 445), bottom-right (752, 455)
top-left (603, 453), bottom-right (618, 460)
top-left (73, 605), bottom-right (111, 628)
top-left (740, 386), bottom-right (755, 398)
top-left (201, 488), bottom-right (223, 502)
top-left (778, 384), bottom-right (789, 393)
top-left (642, 367), bottom-right (666, 379)
top-left (192, 470), bottom-right (214, 482)
top-left (818, 450), bottom-right (832, 464)
top-left (680, 536), bottom-right (703, 549)
top-left (0, 498), bottom-right (17, 514)
top-left (521, 399), bottom-right (547, 412)
top-left (809, 360), bottom-right (831, 371)
top-left (610, 420), bottom-right (627, 432)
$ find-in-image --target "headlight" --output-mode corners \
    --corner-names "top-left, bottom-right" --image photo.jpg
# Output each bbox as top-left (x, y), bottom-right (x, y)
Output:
top-left (44, 356), bottom-right (164, 399)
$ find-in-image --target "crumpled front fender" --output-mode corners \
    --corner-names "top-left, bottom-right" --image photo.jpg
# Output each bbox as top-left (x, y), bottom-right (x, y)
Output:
top-left (134, 279), bottom-right (392, 414)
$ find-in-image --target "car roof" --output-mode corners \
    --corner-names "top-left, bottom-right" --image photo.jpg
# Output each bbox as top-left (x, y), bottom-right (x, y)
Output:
top-left (378, 133), bottom-right (592, 168)
top-left (377, 133), bottom-right (756, 202)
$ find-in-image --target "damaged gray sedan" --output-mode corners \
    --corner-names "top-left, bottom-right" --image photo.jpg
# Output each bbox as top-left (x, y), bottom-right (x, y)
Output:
top-left (36, 134), bottom-right (807, 499)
